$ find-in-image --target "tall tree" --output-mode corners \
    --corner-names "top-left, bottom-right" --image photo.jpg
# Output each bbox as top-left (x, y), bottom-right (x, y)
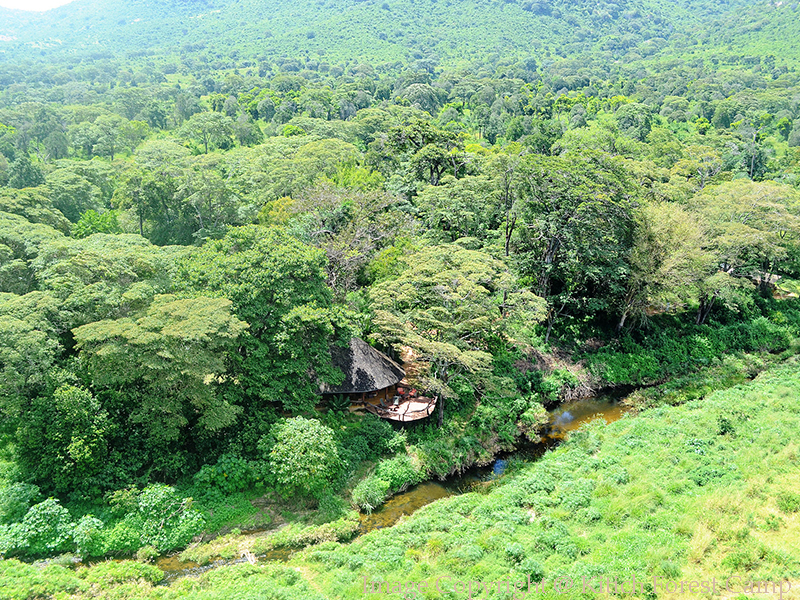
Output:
top-left (371, 243), bottom-right (545, 425)
top-left (511, 151), bottom-right (637, 340)
top-left (180, 112), bottom-right (234, 154)
top-left (616, 202), bottom-right (710, 331)
top-left (8, 156), bottom-right (45, 190)
top-left (73, 295), bottom-right (248, 445)
top-left (691, 179), bottom-right (800, 295)
top-left (176, 225), bottom-right (349, 414)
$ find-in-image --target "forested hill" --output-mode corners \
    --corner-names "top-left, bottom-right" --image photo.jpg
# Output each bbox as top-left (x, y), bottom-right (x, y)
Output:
top-left (0, 0), bottom-right (795, 69)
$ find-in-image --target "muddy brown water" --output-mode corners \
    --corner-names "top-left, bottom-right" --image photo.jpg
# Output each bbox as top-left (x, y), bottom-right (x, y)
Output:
top-left (149, 393), bottom-right (627, 581)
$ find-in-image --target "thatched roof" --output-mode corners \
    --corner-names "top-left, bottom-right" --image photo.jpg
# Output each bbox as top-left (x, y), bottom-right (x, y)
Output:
top-left (320, 338), bottom-right (405, 394)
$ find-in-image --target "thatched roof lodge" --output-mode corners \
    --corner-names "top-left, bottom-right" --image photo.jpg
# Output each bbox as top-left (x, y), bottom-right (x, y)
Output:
top-left (320, 337), bottom-right (405, 395)
top-left (320, 338), bottom-right (436, 423)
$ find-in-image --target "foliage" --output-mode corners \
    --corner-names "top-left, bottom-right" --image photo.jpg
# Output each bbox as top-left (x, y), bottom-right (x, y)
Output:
top-left (373, 455), bottom-right (423, 492)
top-left (16, 385), bottom-right (112, 497)
top-left (192, 453), bottom-right (260, 498)
top-left (0, 497), bottom-right (73, 557)
top-left (1, 0), bottom-right (800, 572)
top-left (260, 417), bottom-right (342, 500)
top-left (351, 476), bottom-right (390, 514)
top-left (72, 295), bottom-right (247, 463)
top-left (135, 484), bottom-right (205, 553)
top-left (0, 483), bottom-right (39, 525)
top-left (72, 210), bottom-right (123, 238)
top-left (177, 225), bottom-right (348, 415)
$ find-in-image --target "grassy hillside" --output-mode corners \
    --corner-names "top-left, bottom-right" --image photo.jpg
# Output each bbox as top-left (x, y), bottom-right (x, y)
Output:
top-left (0, 0), bottom-right (788, 69)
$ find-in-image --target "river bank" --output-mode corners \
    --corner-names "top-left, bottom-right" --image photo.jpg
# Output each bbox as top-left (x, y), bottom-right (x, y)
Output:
top-left (147, 392), bottom-right (631, 582)
top-left (6, 358), bottom-right (799, 599)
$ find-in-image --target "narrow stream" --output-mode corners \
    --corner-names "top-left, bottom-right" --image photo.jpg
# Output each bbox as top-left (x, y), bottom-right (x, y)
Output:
top-left (154, 392), bottom-right (628, 582)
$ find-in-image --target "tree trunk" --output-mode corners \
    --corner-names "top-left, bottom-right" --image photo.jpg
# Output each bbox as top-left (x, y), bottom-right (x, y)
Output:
top-left (504, 213), bottom-right (516, 257)
top-left (616, 309), bottom-right (629, 334)
top-left (437, 394), bottom-right (444, 428)
top-left (696, 293), bottom-right (715, 325)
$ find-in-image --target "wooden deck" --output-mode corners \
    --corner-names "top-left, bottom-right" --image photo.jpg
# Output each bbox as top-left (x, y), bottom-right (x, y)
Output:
top-left (342, 378), bottom-right (437, 423)
top-left (363, 396), bottom-right (436, 422)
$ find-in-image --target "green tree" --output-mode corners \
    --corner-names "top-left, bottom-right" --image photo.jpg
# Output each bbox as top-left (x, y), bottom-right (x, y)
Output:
top-left (616, 202), bottom-right (710, 331)
top-left (511, 151), bottom-right (637, 340)
top-left (45, 170), bottom-right (102, 223)
top-left (288, 183), bottom-right (406, 298)
top-left (73, 295), bottom-right (248, 445)
top-left (415, 175), bottom-right (496, 242)
top-left (371, 243), bottom-right (545, 425)
top-left (119, 120), bottom-right (150, 154)
top-left (615, 103), bottom-right (653, 142)
top-left (176, 226), bottom-right (348, 415)
top-left (33, 232), bottom-right (190, 329)
top-left (8, 156), bottom-right (45, 189)
top-left (72, 210), bottom-right (123, 238)
top-left (691, 179), bottom-right (800, 295)
top-left (16, 385), bottom-right (112, 496)
top-left (68, 122), bottom-right (101, 158)
top-left (388, 119), bottom-right (465, 186)
top-left (178, 154), bottom-right (242, 241)
top-left (113, 140), bottom-right (191, 241)
top-left (92, 115), bottom-right (125, 160)
top-left (180, 112), bottom-right (234, 154)
top-left (260, 417), bottom-right (341, 499)
top-left (0, 188), bottom-right (71, 234)
top-left (0, 212), bottom-right (65, 296)
top-left (0, 292), bottom-right (62, 417)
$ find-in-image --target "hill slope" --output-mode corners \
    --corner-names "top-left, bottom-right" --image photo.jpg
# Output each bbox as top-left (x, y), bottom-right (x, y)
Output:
top-left (0, 0), bottom-right (787, 69)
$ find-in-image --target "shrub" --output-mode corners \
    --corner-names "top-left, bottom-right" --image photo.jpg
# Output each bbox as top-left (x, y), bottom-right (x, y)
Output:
top-left (339, 415), bottom-right (398, 465)
top-left (351, 476), bottom-right (390, 514)
top-left (72, 515), bottom-right (105, 558)
top-left (103, 519), bottom-right (142, 555)
top-left (137, 484), bottom-right (204, 553)
top-left (504, 542), bottom-right (525, 563)
top-left (0, 522), bottom-right (26, 556)
top-left (136, 544), bottom-right (158, 563)
top-left (374, 455), bottom-right (422, 492)
top-left (518, 557), bottom-right (545, 581)
top-left (777, 492), bottom-right (800, 514)
top-left (260, 417), bottom-right (341, 499)
top-left (0, 483), bottom-right (40, 525)
top-left (193, 453), bottom-right (259, 496)
top-left (19, 498), bottom-right (74, 556)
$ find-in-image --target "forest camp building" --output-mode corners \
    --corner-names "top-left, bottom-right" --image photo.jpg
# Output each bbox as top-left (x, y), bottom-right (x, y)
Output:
top-left (320, 338), bottom-right (436, 422)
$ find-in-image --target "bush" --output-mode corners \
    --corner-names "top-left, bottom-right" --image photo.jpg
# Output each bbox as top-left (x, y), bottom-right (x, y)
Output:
top-left (374, 455), bottom-right (422, 492)
top-left (260, 417), bottom-right (341, 499)
top-left (0, 483), bottom-right (40, 525)
top-left (338, 415), bottom-right (398, 464)
top-left (0, 522), bottom-right (26, 556)
top-left (351, 476), bottom-right (390, 514)
top-left (22, 498), bottom-right (74, 556)
top-left (777, 492), bottom-right (800, 514)
top-left (137, 484), bottom-right (204, 553)
top-left (136, 544), bottom-right (158, 563)
top-left (73, 515), bottom-right (105, 558)
top-left (103, 519), bottom-right (144, 555)
top-left (193, 453), bottom-right (259, 496)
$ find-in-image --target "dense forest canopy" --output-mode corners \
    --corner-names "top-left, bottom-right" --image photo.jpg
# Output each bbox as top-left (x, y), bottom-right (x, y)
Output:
top-left (0, 0), bottom-right (799, 595)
